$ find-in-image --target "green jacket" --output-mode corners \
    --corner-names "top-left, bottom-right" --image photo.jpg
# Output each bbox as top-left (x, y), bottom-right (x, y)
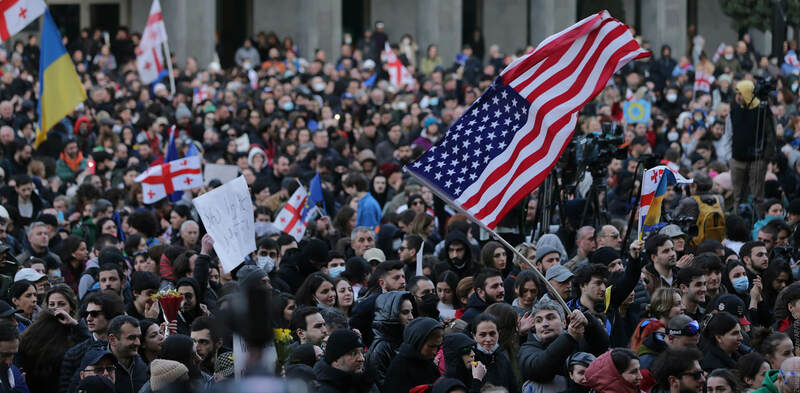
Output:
top-left (755, 369), bottom-right (780, 393)
top-left (56, 158), bottom-right (88, 183)
top-left (71, 216), bottom-right (97, 249)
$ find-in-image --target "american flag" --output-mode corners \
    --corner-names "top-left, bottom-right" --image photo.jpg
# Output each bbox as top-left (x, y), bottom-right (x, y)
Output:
top-left (407, 11), bottom-right (649, 229)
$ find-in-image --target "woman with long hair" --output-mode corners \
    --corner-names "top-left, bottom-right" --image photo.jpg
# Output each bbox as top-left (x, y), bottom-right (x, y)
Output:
top-left (737, 352), bottom-right (770, 392)
top-left (295, 272), bottom-right (336, 309)
top-left (701, 312), bottom-right (744, 371)
top-left (485, 302), bottom-right (524, 385)
top-left (436, 270), bottom-right (461, 319)
top-left (480, 241), bottom-right (511, 278)
top-left (270, 293), bottom-right (296, 329)
top-left (723, 260), bottom-right (752, 301)
top-left (138, 319), bottom-right (164, 364)
top-left (761, 260), bottom-right (793, 322)
top-left (470, 313), bottom-right (519, 393)
top-left (707, 369), bottom-right (743, 393)
top-left (334, 277), bottom-right (355, 317)
top-left (647, 288), bottom-right (685, 325)
top-left (409, 213), bottom-right (436, 253)
top-left (18, 311), bottom-right (78, 393)
top-left (59, 235), bottom-right (89, 294)
top-left (749, 328), bottom-right (793, 369)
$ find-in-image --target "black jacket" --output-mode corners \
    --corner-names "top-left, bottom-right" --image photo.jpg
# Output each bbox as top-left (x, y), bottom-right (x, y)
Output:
top-left (443, 333), bottom-right (483, 393)
top-left (59, 337), bottom-right (107, 393)
top-left (366, 291), bottom-right (414, 386)
top-left (701, 344), bottom-right (737, 372)
top-left (518, 312), bottom-right (609, 383)
top-left (349, 292), bottom-right (380, 347)
top-left (434, 231), bottom-right (479, 282)
top-left (384, 317), bottom-right (443, 393)
top-left (313, 359), bottom-right (377, 393)
top-left (460, 293), bottom-right (490, 326)
top-left (474, 346), bottom-right (520, 393)
top-left (112, 355), bottom-right (149, 393)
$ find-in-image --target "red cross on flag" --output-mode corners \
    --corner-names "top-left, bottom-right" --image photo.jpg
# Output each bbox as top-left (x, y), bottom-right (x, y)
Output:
top-left (381, 43), bottom-right (415, 90)
top-left (135, 155), bottom-right (203, 204)
top-left (274, 186), bottom-right (309, 242)
top-left (0, 0), bottom-right (46, 42)
top-left (693, 69), bottom-right (714, 93)
top-left (136, 0), bottom-right (168, 84)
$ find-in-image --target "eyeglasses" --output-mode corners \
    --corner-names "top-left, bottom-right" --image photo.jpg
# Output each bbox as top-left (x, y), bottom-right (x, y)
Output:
top-left (87, 366), bottom-right (116, 374)
top-left (680, 370), bottom-right (704, 381)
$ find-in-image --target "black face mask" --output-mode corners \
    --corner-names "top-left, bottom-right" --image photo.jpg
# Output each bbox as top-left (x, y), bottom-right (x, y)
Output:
top-left (419, 293), bottom-right (440, 319)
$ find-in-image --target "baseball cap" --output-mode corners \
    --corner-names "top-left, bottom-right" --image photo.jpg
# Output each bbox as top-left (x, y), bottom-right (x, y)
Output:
top-left (666, 315), bottom-right (700, 336)
top-left (14, 268), bottom-right (46, 283)
top-left (659, 224), bottom-right (687, 240)
top-left (363, 248), bottom-right (386, 265)
top-left (79, 348), bottom-right (117, 371)
top-left (545, 265), bottom-right (573, 283)
top-left (0, 301), bottom-right (19, 318)
top-left (710, 294), bottom-right (751, 325)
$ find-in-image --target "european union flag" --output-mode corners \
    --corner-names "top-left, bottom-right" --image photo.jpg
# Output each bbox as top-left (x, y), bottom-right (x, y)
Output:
top-left (302, 173), bottom-right (326, 219)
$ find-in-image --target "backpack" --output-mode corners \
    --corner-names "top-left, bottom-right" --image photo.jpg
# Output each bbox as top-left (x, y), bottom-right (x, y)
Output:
top-left (691, 195), bottom-right (725, 247)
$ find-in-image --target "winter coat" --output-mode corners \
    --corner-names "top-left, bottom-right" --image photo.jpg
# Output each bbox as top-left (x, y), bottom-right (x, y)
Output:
top-left (434, 231), bottom-right (479, 282)
top-left (59, 338), bottom-right (107, 393)
top-left (349, 292), bottom-right (380, 347)
top-left (585, 351), bottom-right (639, 393)
top-left (701, 344), bottom-right (737, 372)
top-left (312, 359), bottom-right (378, 393)
top-left (460, 293), bottom-right (490, 326)
top-left (383, 318), bottom-right (443, 393)
top-left (442, 333), bottom-right (482, 392)
top-left (366, 291), bottom-right (414, 386)
top-left (474, 344), bottom-right (520, 393)
top-left (519, 312), bottom-right (609, 384)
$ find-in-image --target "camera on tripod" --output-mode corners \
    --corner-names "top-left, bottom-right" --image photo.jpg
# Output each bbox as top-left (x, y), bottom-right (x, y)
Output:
top-left (754, 77), bottom-right (776, 102)
top-left (575, 122), bottom-right (627, 176)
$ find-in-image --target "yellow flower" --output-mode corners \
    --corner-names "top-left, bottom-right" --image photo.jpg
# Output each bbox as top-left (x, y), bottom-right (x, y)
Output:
top-left (274, 328), bottom-right (293, 343)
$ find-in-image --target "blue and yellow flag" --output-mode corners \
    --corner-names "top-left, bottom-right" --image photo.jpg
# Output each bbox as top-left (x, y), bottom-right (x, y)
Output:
top-left (36, 10), bottom-right (86, 148)
top-left (641, 171), bottom-right (669, 234)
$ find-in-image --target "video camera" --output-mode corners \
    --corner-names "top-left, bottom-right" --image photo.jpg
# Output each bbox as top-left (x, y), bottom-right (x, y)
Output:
top-left (754, 77), bottom-right (776, 102)
top-left (662, 212), bottom-right (699, 238)
top-left (574, 123), bottom-right (627, 176)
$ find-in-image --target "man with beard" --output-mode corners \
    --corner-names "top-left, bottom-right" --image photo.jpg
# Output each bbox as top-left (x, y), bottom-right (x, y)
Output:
top-left (176, 277), bottom-right (206, 335)
top-left (191, 316), bottom-right (224, 375)
top-left (650, 347), bottom-right (705, 393)
top-left (642, 234), bottom-right (678, 296)
top-left (349, 260), bottom-right (406, 346)
top-left (0, 126), bottom-right (15, 157)
top-left (741, 241), bottom-right (768, 282)
top-left (56, 139), bottom-right (88, 183)
top-left (460, 268), bottom-right (504, 325)
top-left (6, 175), bottom-right (44, 229)
top-left (435, 231), bottom-right (478, 281)
top-left (677, 267), bottom-right (707, 322)
top-left (0, 140), bottom-right (30, 177)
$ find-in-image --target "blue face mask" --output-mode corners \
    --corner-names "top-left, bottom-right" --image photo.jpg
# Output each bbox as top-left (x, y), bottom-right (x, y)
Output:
top-left (282, 102), bottom-right (294, 111)
top-left (329, 266), bottom-right (345, 278)
top-left (732, 276), bottom-right (749, 294)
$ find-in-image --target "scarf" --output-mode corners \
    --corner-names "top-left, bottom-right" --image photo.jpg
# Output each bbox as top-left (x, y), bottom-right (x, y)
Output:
top-left (60, 151), bottom-right (84, 172)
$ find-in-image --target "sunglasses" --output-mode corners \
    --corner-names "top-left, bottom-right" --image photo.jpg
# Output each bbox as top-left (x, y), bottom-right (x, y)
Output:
top-left (87, 366), bottom-right (116, 373)
top-left (86, 310), bottom-right (104, 318)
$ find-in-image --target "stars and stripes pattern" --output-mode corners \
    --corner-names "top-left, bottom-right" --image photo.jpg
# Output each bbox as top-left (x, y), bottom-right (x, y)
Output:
top-left (407, 10), bottom-right (649, 229)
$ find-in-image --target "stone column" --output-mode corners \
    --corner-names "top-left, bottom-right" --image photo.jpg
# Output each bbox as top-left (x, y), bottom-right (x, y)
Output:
top-left (481, 0), bottom-right (527, 58)
top-left (252, 0), bottom-right (342, 61)
top-left (640, 0), bottom-right (687, 59)
top-left (529, 0), bottom-right (577, 48)
top-left (161, 0), bottom-right (216, 67)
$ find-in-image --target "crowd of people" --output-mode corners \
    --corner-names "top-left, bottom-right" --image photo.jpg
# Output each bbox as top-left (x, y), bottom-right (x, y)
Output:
top-left (3, 13), bottom-right (800, 393)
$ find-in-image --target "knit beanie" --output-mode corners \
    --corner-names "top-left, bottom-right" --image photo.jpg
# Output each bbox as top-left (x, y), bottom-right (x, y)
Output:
top-left (324, 329), bottom-right (364, 364)
top-left (150, 359), bottom-right (189, 391)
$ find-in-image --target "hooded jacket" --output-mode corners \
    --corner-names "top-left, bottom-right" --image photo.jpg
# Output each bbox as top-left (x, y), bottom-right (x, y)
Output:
top-left (435, 231), bottom-right (478, 281)
top-left (585, 351), bottom-right (638, 393)
top-left (474, 344), bottom-right (519, 393)
top-left (313, 359), bottom-right (377, 393)
top-left (367, 291), bottom-right (415, 386)
top-left (432, 378), bottom-right (468, 393)
top-left (754, 369), bottom-right (779, 393)
top-left (442, 333), bottom-right (485, 393)
top-left (384, 317), bottom-right (443, 393)
top-left (460, 293), bottom-right (489, 326)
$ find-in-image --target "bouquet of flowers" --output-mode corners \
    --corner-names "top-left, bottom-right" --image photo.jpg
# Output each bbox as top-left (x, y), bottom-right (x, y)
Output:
top-left (274, 328), bottom-right (293, 372)
top-left (151, 289), bottom-right (184, 326)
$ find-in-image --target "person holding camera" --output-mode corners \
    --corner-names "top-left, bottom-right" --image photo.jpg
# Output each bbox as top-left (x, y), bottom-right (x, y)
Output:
top-left (728, 80), bottom-right (777, 208)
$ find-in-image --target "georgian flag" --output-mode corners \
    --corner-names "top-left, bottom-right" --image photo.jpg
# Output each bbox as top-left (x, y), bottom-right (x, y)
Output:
top-left (0, 0), bottom-right (46, 42)
top-left (136, 0), bottom-right (168, 84)
top-left (135, 156), bottom-right (203, 204)
top-left (274, 186), bottom-right (310, 242)
top-left (381, 43), bottom-right (415, 90)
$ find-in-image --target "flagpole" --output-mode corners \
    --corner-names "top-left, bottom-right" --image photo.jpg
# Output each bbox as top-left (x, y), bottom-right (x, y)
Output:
top-left (406, 170), bottom-right (571, 314)
top-left (162, 39), bottom-right (175, 96)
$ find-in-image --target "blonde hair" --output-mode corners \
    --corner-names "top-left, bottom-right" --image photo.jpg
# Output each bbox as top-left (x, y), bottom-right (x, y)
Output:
top-left (648, 287), bottom-right (680, 320)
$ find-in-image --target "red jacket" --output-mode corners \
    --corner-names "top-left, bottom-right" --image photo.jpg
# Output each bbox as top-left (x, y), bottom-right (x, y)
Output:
top-left (586, 350), bottom-right (640, 393)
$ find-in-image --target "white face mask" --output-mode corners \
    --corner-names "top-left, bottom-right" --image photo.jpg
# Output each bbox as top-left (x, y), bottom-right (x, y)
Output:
top-left (257, 256), bottom-right (275, 273)
top-left (666, 93), bottom-right (678, 103)
top-left (667, 132), bottom-right (679, 142)
top-left (724, 53), bottom-right (734, 60)
top-left (329, 266), bottom-right (345, 278)
top-left (313, 82), bottom-right (326, 92)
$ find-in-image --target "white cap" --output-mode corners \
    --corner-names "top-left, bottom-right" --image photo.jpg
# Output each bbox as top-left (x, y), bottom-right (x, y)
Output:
top-left (14, 268), bottom-right (46, 283)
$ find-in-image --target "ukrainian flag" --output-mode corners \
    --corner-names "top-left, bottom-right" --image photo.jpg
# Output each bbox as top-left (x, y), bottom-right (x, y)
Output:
top-left (36, 10), bottom-right (86, 148)
top-left (642, 172), bottom-right (669, 234)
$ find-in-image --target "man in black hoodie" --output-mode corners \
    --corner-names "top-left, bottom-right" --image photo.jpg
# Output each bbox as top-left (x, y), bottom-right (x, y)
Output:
top-left (435, 231), bottom-right (478, 281)
top-left (313, 329), bottom-right (377, 393)
top-left (384, 317), bottom-right (444, 393)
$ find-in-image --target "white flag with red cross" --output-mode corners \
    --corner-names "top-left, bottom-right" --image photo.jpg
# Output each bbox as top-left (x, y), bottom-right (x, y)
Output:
top-left (0, 0), bottom-right (46, 42)
top-left (274, 186), bottom-right (310, 242)
top-left (135, 155), bottom-right (203, 204)
top-left (381, 43), bottom-right (415, 90)
top-left (693, 69), bottom-right (714, 93)
top-left (136, 0), bottom-right (168, 84)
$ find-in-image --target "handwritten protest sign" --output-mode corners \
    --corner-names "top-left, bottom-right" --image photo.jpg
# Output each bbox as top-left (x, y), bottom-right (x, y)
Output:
top-left (193, 176), bottom-right (255, 272)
